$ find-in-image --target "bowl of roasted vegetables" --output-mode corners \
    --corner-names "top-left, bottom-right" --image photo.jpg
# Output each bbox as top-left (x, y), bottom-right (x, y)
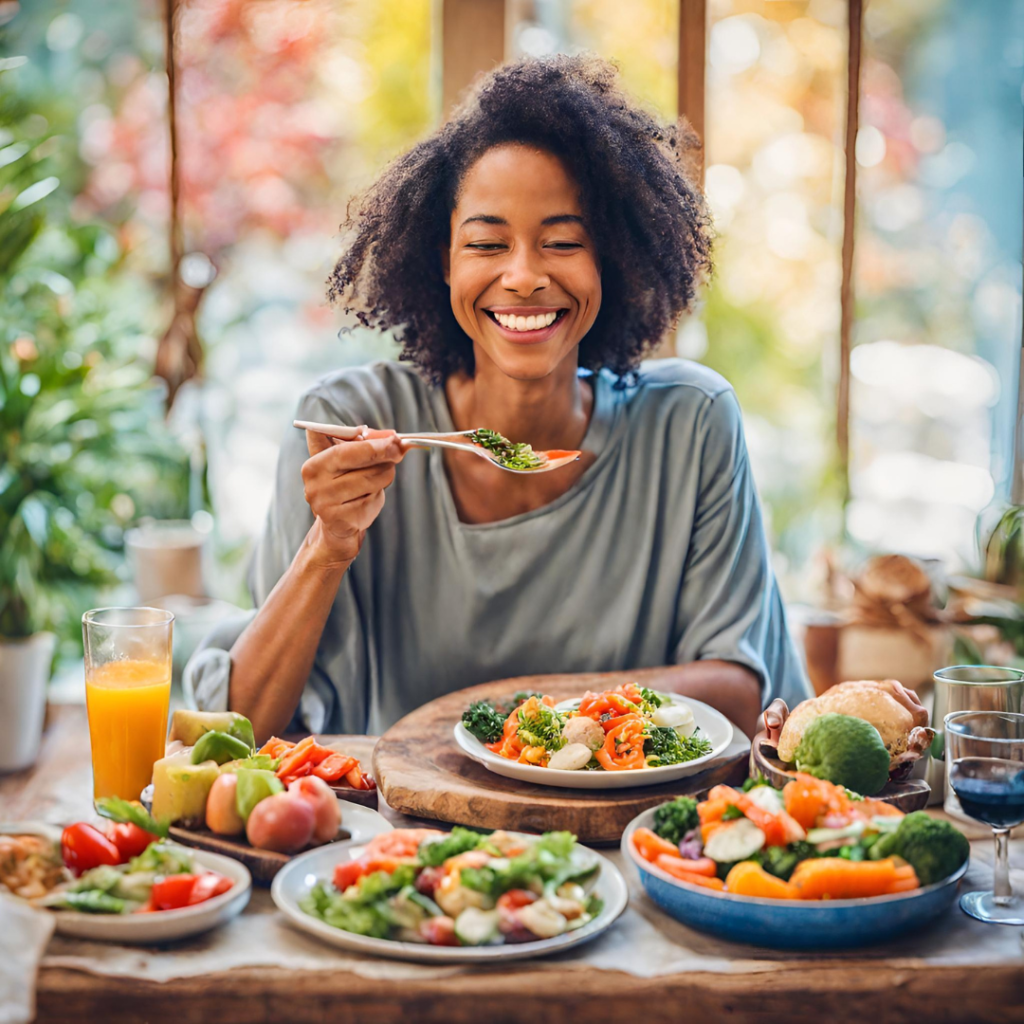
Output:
top-left (272, 826), bottom-right (628, 962)
top-left (456, 684), bottom-right (733, 789)
top-left (623, 774), bottom-right (970, 949)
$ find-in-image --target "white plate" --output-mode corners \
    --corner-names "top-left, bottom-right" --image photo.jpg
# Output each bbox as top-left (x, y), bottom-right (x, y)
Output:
top-left (453, 693), bottom-right (734, 789)
top-left (1, 821), bottom-right (252, 943)
top-left (272, 834), bottom-right (628, 963)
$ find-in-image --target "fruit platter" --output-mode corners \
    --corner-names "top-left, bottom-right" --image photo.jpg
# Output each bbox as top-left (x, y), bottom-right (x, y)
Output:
top-left (455, 683), bottom-right (733, 789)
top-left (624, 773), bottom-right (970, 949)
top-left (142, 710), bottom-right (386, 883)
top-left (272, 825), bottom-right (628, 963)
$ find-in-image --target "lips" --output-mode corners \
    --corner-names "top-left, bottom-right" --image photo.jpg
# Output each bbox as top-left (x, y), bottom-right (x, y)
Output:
top-left (482, 307), bottom-right (569, 344)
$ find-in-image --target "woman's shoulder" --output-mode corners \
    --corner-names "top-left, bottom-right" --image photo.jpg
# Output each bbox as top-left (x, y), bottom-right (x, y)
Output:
top-left (620, 358), bottom-right (743, 435)
top-left (296, 360), bottom-right (437, 432)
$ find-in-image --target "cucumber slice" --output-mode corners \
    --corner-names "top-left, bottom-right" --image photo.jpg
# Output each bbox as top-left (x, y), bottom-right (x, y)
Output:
top-left (703, 818), bottom-right (766, 863)
top-left (453, 907), bottom-right (500, 946)
top-left (806, 820), bottom-right (867, 845)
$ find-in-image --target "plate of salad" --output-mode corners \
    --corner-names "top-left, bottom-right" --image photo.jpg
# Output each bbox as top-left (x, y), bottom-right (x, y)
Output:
top-left (271, 826), bottom-right (627, 963)
top-left (455, 684), bottom-right (733, 789)
top-left (1, 800), bottom-right (251, 943)
top-left (622, 774), bottom-right (970, 949)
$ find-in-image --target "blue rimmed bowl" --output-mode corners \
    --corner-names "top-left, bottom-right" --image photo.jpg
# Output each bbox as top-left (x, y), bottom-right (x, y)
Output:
top-left (622, 807), bottom-right (967, 950)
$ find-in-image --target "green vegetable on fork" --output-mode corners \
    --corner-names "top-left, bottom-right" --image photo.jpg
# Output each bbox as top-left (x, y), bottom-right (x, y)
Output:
top-left (467, 429), bottom-right (545, 471)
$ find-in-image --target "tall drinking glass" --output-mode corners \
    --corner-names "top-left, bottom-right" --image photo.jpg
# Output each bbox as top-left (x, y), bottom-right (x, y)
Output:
top-left (83, 607), bottom-right (174, 802)
top-left (945, 711), bottom-right (1024, 925)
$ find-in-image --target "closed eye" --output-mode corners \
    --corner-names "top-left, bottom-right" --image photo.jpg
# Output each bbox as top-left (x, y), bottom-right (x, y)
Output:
top-left (466, 243), bottom-right (507, 251)
top-left (546, 241), bottom-right (583, 250)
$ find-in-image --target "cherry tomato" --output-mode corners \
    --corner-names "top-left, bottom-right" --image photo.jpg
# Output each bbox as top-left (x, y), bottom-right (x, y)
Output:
top-left (150, 874), bottom-right (199, 910)
top-left (497, 889), bottom-right (537, 911)
top-left (61, 823), bottom-right (121, 876)
top-left (415, 865), bottom-right (445, 896)
top-left (105, 822), bottom-right (158, 861)
top-left (188, 872), bottom-right (233, 905)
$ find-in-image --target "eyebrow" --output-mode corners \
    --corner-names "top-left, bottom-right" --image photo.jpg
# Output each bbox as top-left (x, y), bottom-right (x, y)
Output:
top-left (459, 213), bottom-right (585, 228)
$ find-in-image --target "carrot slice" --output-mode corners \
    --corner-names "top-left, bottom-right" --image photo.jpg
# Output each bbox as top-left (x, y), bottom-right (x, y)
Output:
top-left (725, 861), bottom-right (798, 900)
top-left (654, 855), bottom-right (726, 890)
top-left (258, 736), bottom-right (293, 758)
top-left (632, 827), bottom-right (681, 863)
top-left (311, 754), bottom-right (358, 781)
top-left (789, 857), bottom-right (904, 900)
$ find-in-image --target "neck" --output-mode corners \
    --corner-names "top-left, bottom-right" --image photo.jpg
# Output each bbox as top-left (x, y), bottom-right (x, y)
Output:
top-left (445, 348), bottom-right (592, 451)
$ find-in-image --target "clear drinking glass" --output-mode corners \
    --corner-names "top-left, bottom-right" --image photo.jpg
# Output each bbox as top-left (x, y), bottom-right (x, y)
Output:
top-left (945, 711), bottom-right (1024, 925)
top-left (82, 607), bottom-right (174, 802)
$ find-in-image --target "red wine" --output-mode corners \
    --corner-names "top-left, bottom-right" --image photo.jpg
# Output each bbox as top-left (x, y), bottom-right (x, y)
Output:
top-left (950, 758), bottom-right (1024, 828)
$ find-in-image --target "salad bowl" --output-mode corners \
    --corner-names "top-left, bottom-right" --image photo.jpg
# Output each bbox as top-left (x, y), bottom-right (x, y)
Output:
top-left (1, 821), bottom-right (252, 943)
top-left (454, 693), bottom-right (733, 790)
top-left (622, 807), bottom-right (967, 950)
top-left (272, 832), bottom-right (628, 963)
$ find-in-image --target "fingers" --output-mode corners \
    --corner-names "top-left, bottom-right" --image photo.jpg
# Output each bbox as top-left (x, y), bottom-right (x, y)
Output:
top-left (763, 698), bottom-right (789, 744)
top-left (305, 424), bottom-right (369, 457)
top-left (889, 682), bottom-right (930, 728)
top-left (307, 463), bottom-right (396, 513)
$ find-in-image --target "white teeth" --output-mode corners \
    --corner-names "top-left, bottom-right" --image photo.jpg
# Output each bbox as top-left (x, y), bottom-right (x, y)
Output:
top-left (492, 311), bottom-right (560, 331)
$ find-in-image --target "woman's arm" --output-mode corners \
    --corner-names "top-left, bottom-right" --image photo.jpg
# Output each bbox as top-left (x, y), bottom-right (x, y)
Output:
top-left (229, 429), bottom-right (405, 741)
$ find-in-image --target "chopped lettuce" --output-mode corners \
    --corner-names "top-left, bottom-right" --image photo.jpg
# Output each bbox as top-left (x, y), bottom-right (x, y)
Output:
top-left (419, 827), bottom-right (485, 867)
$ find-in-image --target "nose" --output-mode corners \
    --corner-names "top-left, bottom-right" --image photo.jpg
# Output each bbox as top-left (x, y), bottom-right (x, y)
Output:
top-left (501, 244), bottom-right (550, 296)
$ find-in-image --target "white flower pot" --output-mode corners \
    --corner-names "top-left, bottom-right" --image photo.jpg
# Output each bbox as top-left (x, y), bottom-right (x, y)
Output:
top-left (0, 632), bottom-right (56, 772)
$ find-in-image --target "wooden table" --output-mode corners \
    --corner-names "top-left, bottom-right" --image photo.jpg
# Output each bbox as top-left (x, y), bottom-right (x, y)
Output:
top-left (4, 705), bottom-right (1024, 1024)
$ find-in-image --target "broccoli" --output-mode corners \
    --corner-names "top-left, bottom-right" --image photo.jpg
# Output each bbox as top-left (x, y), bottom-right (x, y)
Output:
top-left (793, 713), bottom-right (891, 796)
top-left (517, 701), bottom-right (566, 751)
top-left (418, 827), bottom-right (485, 867)
top-left (644, 726), bottom-right (713, 766)
top-left (714, 841), bottom-right (819, 882)
top-left (653, 796), bottom-right (699, 845)
top-left (869, 811), bottom-right (970, 886)
top-left (462, 700), bottom-right (507, 744)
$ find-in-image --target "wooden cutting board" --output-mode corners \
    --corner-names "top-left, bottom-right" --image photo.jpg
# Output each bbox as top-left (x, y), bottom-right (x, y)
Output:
top-left (373, 675), bottom-right (750, 845)
top-left (169, 734), bottom-right (379, 885)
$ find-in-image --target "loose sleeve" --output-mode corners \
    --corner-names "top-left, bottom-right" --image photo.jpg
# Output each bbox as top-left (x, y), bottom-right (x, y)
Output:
top-left (671, 389), bottom-right (811, 709)
top-left (245, 388), bottom-right (372, 733)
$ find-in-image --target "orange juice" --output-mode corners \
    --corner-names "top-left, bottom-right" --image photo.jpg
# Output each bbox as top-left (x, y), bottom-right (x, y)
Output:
top-left (85, 658), bottom-right (171, 800)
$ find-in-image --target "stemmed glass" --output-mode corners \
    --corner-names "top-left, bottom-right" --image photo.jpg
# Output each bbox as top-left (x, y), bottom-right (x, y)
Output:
top-left (945, 711), bottom-right (1024, 924)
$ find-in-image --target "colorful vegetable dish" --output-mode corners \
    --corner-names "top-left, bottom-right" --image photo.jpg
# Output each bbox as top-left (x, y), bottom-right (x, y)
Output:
top-left (632, 774), bottom-right (969, 900)
top-left (1, 800), bottom-right (234, 914)
top-left (462, 684), bottom-right (712, 772)
top-left (465, 429), bottom-right (579, 471)
top-left (150, 710), bottom-right (371, 854)
top-left (302, 828), bottom-right (603, 947)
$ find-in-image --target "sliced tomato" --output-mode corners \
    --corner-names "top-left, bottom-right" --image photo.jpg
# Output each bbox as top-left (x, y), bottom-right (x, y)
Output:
top-left (61, 823), bottom-right (121, 875)
top-left (150, 874), bottom-right (200, 910)
top-left (333, 858), bottom-right (370, 891)
top-left (497, 889), bottom-right (537, 911)
top-left (188, 872), bottom-right (233, 905)
top-left (105, 822), bottom-right (159, 861)
top-left (421, 916), bottom-right (459, 946)
top-left (258, 736), bottom-right (293, 758)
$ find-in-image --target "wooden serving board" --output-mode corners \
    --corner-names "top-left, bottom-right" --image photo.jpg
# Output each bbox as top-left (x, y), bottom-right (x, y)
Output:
top-left (749, 730), bottom-right (931, 813)
top-left (373, 675), bottom-right (750, 845)
top-left (169, 734), bottom-right (378, 885)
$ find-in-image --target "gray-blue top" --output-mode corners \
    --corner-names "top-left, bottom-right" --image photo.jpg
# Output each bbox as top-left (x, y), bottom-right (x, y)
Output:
top-left (202, 358), bottom-right (809, 734)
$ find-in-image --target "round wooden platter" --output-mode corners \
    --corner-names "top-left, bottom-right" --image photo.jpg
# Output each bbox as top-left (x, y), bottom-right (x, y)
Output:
top-left (169, 734), bottom-right (380, 886)
top-left (749, 730), bottom-right (931, 813)
top-left (373, 674), bottom-right (750, 845)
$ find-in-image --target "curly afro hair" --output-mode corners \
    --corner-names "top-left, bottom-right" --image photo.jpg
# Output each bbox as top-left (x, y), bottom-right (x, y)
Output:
top-left (328, 54), bottom-right (712, 384)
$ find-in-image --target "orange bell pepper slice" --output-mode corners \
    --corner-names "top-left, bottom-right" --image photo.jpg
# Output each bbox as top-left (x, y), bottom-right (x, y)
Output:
top-left (654, 855), bottom-right (726, 890)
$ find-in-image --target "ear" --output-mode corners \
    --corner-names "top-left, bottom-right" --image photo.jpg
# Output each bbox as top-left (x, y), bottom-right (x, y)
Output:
top-left (440, 245), bottom-right (450, 286)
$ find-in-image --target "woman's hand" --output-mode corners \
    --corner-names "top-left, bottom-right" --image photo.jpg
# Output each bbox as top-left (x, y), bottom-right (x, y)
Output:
top-left (301, 428), bottom-right (407, 569)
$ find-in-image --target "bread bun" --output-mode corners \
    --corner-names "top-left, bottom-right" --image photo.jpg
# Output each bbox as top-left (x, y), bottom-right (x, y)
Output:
top-left (776, 680), bottom-right (916, 765)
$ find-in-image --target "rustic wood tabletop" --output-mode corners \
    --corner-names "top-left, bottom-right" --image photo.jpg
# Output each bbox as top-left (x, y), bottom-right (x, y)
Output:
top-left (3, 704), bottom-right (1023, 1024)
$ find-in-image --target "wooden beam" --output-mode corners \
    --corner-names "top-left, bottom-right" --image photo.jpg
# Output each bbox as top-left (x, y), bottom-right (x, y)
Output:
top-left (677, 0), bottom-right (706, 169)
top-left (837, 0), bottom-right (863, 503)
top-left (442, 0), bottom-right (506, 116)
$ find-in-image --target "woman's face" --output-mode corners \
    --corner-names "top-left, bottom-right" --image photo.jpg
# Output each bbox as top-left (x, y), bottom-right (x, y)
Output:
top-left (445, 144), bottom-right (601, 381)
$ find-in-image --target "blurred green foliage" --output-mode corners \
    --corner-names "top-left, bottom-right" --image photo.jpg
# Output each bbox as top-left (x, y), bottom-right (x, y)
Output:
top-left (0, 61), bottom-right (189, 649)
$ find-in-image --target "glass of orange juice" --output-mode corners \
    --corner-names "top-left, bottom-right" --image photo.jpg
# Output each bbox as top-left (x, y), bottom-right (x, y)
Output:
top-left (82, 607), bottom-right (174, 802)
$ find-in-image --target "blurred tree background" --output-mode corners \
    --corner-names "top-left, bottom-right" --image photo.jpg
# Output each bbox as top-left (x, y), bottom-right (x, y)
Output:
top-left (1, 0), bottom-right (1021, 661)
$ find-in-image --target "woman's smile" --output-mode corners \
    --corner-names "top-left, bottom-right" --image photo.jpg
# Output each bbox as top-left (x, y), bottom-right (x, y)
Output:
top-left (482, 306), bottom-right (571, 344)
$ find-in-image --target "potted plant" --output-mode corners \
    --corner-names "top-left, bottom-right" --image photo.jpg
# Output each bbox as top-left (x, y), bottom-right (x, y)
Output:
top-left (0, 72), bottom-right (189, 770)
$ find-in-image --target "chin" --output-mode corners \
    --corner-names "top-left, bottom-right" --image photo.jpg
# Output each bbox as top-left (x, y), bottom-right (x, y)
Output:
top-left (486, 351), bottom-right (565, 381)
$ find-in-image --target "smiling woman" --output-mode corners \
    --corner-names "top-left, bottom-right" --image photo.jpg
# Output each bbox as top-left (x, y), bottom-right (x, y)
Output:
top-left (202, 54), bottom-right (811, 744)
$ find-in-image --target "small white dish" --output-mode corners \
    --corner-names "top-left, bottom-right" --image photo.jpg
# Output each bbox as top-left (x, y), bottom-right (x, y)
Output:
top-left (453, 694), bottom-right (733, 790)
top-left (271, 834), bottom-right (628, 963)
top-left (1, 821), bottom-right (252, 943)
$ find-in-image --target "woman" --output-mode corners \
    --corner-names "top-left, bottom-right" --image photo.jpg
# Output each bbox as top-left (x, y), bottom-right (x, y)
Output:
top-left (201, 55), bottom-right (810, 741)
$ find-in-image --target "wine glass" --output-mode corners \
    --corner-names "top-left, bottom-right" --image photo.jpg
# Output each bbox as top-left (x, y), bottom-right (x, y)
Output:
top-left (945, 711), bottom-right (1024, 925)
